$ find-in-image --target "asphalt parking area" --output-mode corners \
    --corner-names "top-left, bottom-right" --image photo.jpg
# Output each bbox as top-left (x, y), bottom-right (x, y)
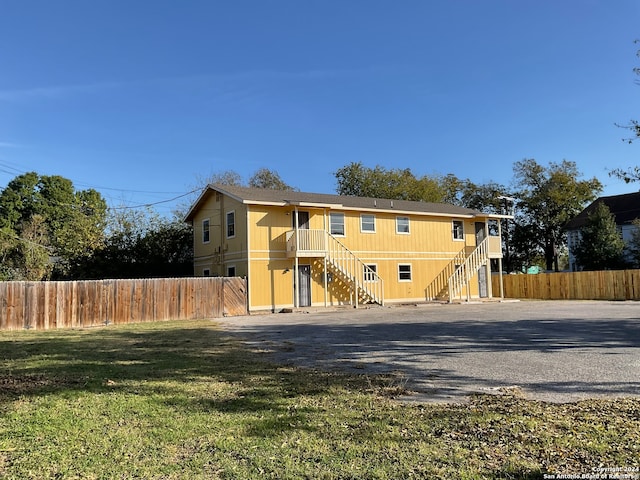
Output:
top-left (220, 300), bottom-right (640, 403)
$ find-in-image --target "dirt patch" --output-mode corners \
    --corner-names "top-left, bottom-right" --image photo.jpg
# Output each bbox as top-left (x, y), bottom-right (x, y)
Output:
top-left (0, 374), bottom-right (86, 395)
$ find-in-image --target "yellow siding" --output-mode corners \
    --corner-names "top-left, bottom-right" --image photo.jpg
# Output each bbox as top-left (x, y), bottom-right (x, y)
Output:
top-left (190, 193), bottom-right (493, 310)
top-left (335, 213), bottom-right (481, 301)
top-left (191, 192), bottom-right (249, 277)
top-left (248, 207), bottom-right (292, 310)
top-left (241, 204), bottom-right (485, 310)
top-left (247, 207), bottom-right (292, 253)
top-left (247, 259), bottom-right (293, 310)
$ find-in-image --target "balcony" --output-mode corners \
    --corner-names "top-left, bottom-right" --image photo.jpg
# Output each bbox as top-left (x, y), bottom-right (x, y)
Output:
top-left (286, 229), bottom-right (327, 258)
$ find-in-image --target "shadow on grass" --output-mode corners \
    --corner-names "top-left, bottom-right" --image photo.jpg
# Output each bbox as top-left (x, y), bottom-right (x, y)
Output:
top-left (0, 321), bottom-right (381, 434)
top-left (2, 321), bottom-right (639, 478)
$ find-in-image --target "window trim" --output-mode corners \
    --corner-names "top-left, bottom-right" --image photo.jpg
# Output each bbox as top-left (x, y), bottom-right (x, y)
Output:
top-left (396, 216), bottom-right (410, 235)
top-left (329, 212), bottom-right (345, 237)
top-left (360, 214), bottom-right (376, 233)
top-left (398, 263), bottom-right (412, 282)
top-left (202, 218), bottom-right (210, 244)
top-left (226, 210), bottom-right (236, 239)
top-left (452, 220), bottom-right (464, 241)
top-left (364, 264), bottom-right (378, 282)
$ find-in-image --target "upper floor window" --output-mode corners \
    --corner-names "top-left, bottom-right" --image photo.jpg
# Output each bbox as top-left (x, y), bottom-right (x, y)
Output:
top-left (453, 220), bottom-right (464, 240)
top-left (396, 216), bottom-right (410, 234)
top-left (202, 219), bottom-right (210, 243)
top-left (226, 211), bottom-right (235, 238)
top-left (361, 214), bottom-right (375, 233)
top-left (330, 212), bottom-right (345, 236)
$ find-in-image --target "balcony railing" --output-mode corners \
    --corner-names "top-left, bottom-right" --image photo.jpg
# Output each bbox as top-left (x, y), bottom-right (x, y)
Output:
top-left (285, 229), bottom-right (383, 305)
top-left (488, 235), bottom-right (502, 258)
top-left (286, 229), bottom-right (327, 257)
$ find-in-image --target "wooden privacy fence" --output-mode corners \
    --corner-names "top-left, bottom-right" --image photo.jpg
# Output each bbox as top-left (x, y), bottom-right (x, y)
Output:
top-left (0, 277), bottom-right (248, 331)
top-left (492, 269), bottom-right (640, 301)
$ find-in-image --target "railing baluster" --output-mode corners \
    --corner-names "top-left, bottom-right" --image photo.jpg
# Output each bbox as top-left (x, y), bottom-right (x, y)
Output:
top-left (281, 228), bottom-right (387, 306)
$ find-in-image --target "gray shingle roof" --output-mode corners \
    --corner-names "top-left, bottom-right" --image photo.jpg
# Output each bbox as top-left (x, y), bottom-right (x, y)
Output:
top-left (565, 191), bottom-right (640, 230)
top-left (209, 184), bottom-right (484, 217)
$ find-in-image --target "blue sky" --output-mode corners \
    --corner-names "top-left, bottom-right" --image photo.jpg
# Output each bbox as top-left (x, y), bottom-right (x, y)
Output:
top-left (1, 0), bottom-right (639, 216)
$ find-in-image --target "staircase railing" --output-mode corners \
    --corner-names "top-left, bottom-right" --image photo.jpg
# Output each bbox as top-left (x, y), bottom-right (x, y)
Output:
top-left (425, 247), bottom-right (468, 301)
top-left (287, 229), bottom-right (383, 306)
top-left (325, 233), bottom-right (384, 306)
top-left (447, 237), bottom-right (490, 302)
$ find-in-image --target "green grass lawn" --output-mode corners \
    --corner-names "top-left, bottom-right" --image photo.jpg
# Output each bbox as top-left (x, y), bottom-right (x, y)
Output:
top-left (0, 320), bottom-right (638, 479)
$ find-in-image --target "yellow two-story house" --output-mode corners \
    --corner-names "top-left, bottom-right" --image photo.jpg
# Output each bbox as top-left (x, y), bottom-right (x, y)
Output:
top-left (184, 184), bottom-right (508, 312)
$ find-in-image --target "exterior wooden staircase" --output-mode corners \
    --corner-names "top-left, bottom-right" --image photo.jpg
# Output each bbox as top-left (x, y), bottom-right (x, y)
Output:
top-left (426, 237), bottom-right (491, 302)
top-left (425, 247), bottom-right (469, 301)
top-left (325, 233), bottom-right (384, 306)
top-left (287, 229), bottom-right (384, 306)
top-left (447, 237), bottom-right (490, 302)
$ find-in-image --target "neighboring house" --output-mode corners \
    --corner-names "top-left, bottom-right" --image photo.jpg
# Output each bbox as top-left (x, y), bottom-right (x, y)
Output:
top-left (184, 184), bottom-right (509, 312)
top-left (565, 191), bottom-right (640, 271)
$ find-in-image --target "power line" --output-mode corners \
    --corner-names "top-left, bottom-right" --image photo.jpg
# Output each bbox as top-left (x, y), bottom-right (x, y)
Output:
top-left (0, 160), bottom-right (188, 196)
top-left (0, 228), bottom-right (55, 253)
top-left (107, 189), bottom-right (200, 210)
top-left (0, 160), bottom-right (200, 210)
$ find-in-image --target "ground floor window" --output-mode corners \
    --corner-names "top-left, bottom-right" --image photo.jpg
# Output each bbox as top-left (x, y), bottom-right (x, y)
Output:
top-left (364, 264), bottom-right (378, 282)
top-left (398, 264), bottom-right (412, 281)
top-left (227, 265), bottom-right (236, 277)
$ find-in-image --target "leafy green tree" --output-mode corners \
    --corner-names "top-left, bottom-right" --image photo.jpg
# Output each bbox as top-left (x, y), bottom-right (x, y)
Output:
top-left (197, 169), bottom-right (243, 187)
top-left (0, 215), bottom-right (52, 281)
top-left (70, 207), bottom-right (193, 279)
top-left (248, 168), bottom-right (297, 191)
top-left (19, 214), bottom-right (52, 280)
top-left (513, 159), bottom-right (602, 271)
top-left (0, 228), bottom-right (19, 280)
top-left (334, 162), bottom-right (456, 203)
top-left (459, 181), bottom-right (510, 214)
top-left (457, 181), bottom-right (521, 271)
top-left (0, 172), bottom-right (41, 230)
top-left (0, 172), bottom-right (107, 279)
top-left (573, 202), bottom-right (626, 270)
top-left (176, 168), bottom-right (297, 219)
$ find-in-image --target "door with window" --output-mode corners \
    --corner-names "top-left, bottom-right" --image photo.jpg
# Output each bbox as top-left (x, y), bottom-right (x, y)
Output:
top-left (294, 211), bottom-right (309, 230)
top-left (475, 222), bottom-right (486, 245)
top-left (297, 264), bottom-right (311, 307)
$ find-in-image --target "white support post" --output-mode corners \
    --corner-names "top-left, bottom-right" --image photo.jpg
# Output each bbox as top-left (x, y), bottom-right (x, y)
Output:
top-left (294, 206), bottom-right (299, 308)
top-left (498, 258), bottom-right (504, 299)
top-left (324, 256), bottom-right (328, 308)
top-left (323, 209), bottom-right (328, 308)
top-left (466, 266), bottom-right (471, 302)
top-left (498, 219), bottom-right (505, 300)
top-left (353, 256), bottom-right (358, 308)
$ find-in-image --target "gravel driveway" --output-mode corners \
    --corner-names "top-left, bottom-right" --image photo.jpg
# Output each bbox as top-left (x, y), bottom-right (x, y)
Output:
top-left (220, 300), bottom-right (640, 403)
